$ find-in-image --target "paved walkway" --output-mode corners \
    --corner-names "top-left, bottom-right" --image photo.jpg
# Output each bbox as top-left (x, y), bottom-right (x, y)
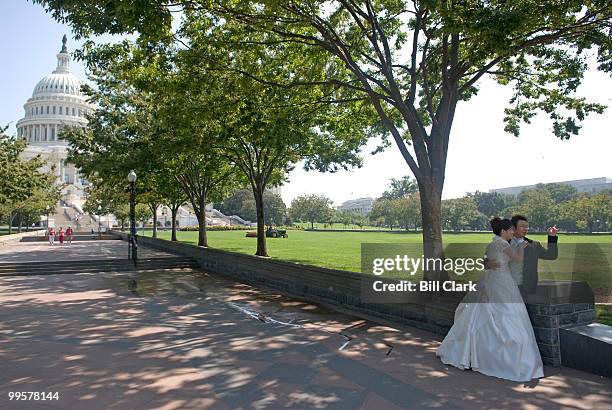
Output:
top-left (0, 241), bottom-right (610, 409)
top-left (0, 240), bottom-right (174, 263)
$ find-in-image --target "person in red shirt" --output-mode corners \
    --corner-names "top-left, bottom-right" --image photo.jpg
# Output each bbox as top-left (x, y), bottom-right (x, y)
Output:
top-left (58, 227), bottom-right (65, 245)
top-left (66, 226), bottom-right (73, 244)
top-left (48, 227), bottom-right (56, 245)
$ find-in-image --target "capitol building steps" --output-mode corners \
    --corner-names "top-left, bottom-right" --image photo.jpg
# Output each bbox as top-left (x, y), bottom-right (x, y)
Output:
top-left (49, 203), bottom-right (99, 232)
top-left (0, 256), bottom-right (199, 277)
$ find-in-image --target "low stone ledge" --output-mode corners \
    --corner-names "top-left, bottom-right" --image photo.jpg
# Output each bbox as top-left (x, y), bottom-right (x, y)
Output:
top-left (110, 231), bottom-right (598, 370)
top-left (0, 229), bottom-right (46, 245)
top-left (526, 282), bottom-right (596, 367)
top-left (525, 280), bottom-right (595, 305)
top-left (110, 231), bottom-right (454, 335)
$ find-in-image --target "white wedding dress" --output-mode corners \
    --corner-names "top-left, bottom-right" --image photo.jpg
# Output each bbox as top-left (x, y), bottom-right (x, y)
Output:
top-left (436, 235), bottom-right (544, 382)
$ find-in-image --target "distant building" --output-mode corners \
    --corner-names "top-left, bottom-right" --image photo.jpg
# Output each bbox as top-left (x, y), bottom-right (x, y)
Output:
top-left (490, 177), bottom-right (612, 196)
top-left (337, 197), bottom-right (374, 217)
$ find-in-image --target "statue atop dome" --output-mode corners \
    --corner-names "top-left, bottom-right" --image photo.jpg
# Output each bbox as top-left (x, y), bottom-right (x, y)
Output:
top-left (61, 34), bottom-right (67, 53)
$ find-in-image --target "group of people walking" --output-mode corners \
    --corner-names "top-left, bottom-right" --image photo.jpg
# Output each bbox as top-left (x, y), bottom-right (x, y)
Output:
top-left (47, 226), bottom-right (73, 245)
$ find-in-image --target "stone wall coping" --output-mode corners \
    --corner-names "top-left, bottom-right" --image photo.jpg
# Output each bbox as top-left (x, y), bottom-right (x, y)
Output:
top-left (0, 229), bottom-right (46, 245)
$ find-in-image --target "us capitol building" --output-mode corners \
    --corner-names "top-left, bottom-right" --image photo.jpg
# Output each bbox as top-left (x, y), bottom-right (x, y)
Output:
top-left (15, 36), bottom-right (270, 229)
top-left (17, 35), bottom-right (94, 211)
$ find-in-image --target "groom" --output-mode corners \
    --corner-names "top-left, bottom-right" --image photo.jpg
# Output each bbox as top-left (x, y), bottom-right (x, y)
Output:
top-left (508, 215), bottom-right (559, 298)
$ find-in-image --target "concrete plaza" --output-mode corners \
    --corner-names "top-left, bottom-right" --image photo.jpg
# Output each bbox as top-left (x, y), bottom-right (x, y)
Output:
top-left (0, 240), bottom-right (610, 409)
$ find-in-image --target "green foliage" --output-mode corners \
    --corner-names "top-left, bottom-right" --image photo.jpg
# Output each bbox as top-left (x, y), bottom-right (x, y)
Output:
top-left (393, 194), bottom-right (423, 231)
top-left (380, 176), bottom-right (418, 200)
top-left (515, 188), bottom-right (558, 231)
top-left (134, 203), bottom-right (152, 225)
top-left (442, 197), bottom-right (482, 231)
top-left (596, 305), bottom-right (612, 326)
top-left (369, 198), bottom-right (398, 229)
top-left (82, 178), bottom-right (128, 216)
top-left (113, 203), bottom-right (131, 229)
top-left (217, 189), bottom-right (252, 217)
top-left (559, 192), bottom-right (612, 232)
top-left (34, 0), bottom-right (612, 260)
top-left (179, 225), bottom-right (254, 231)
top-left (219, 189), bottom-right (287, 225)
top-left (0, 125), bottom-right (60, 231)
top-left (468, 191), bottom-right (517, 219)
top-left (289, 194), bottom-right (334, 229)
top-left (335, 210), bottom-right (362, 229)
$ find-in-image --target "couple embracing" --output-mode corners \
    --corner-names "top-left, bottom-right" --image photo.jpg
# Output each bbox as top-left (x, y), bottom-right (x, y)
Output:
top-left (437, 215), bottom-right (559, 382)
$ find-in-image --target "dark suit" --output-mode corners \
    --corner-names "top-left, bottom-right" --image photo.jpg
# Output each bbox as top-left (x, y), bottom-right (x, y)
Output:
top-left (516, 235), bottom-right (559, 297)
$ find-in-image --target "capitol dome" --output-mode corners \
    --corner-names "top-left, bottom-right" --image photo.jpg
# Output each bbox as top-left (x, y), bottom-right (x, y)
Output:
top-left (16, 35), bottom-right (94, 145)
top-left (32, 71), bottom-right (83, 97)
top-left (17, 35), bottom-right (95, 209)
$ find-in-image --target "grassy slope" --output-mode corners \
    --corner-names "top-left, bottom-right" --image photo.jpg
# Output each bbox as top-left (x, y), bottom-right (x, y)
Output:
top-left (140, 230), bottom-right (611, 276)
top-left (140, 229), bottom-right (611, 325)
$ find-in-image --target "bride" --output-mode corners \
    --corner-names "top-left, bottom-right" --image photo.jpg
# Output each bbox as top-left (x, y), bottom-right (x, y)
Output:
top-left (436, 217), bottom-right (544, 382)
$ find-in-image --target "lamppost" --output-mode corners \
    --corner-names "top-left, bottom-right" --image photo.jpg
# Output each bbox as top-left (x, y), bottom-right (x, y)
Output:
top-left (45, 205), bottom-right (50, 228)
top-left (97, 204), bottom-right (102, 240)
top-left (128, 170), bottom-right (138, 265)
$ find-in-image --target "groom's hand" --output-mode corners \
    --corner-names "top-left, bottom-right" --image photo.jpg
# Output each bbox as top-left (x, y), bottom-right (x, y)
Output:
top-left (547, 226), bottom-right (559, 236)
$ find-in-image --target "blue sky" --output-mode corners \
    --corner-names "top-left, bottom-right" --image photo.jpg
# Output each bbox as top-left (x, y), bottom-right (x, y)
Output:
top-left (0, 2), bottom-right (87, 132)
top-left (1, 2), bottom-right (611, 205)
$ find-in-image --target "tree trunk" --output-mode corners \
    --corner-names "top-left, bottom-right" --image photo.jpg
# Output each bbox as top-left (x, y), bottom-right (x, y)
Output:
top-left (253, 183), bottom-right (268, 256)
top-left (419, 186), bottom-right (449, 282)
top-left (149, 203), bottom-right (159, 238)
top-left (197, 210), bottom-right (207, 246)
top-left (171, 206), bottom-right (179, 241)
top-left (196, 194), bottom-right (208, 247)
top-left (8, 212), bottom-right (14, 235)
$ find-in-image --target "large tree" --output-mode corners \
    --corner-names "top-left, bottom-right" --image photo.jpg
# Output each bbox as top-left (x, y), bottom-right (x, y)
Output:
top-left (468, 191), bottom-right (516, 219)
top-left (35, 0), bottom-right (612, 279)
top-left (1, 126), bottom-right (59, 233)
top-left (380, 176), bottom-right (419, 200)
top-left (289, 194), bottom-right (334, 229)
top-left (164, 18), bottom-right (372, 256)
top-left (442, 197), bottom-right (480, 231)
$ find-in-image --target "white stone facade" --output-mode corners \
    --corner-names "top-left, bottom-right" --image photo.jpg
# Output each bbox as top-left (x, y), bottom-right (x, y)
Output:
top-left (337, 197), bottom-right (374, 217)
top-left (17, 36), bottom-right (94, 208)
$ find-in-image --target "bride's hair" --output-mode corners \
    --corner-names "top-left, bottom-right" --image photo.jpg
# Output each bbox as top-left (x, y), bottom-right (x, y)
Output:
top-left (490, 217), bottom-right (513, 235)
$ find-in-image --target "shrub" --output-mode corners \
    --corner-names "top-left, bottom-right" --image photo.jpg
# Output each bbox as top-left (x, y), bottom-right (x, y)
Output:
top-left (179, 225), bottom-right (255, 231)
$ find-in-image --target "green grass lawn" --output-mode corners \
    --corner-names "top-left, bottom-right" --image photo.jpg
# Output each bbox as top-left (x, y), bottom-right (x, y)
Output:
top-left (294, 222), bottom-right (393, 230)
top-left (139, 229), bottom-right (611, 287)
top-left (140, 228), bottom-right (611, 324)
top-left (596, 305), bottom-right (612, 326)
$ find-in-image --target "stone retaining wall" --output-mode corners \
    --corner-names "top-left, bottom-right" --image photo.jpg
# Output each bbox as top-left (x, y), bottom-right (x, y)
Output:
top-left (110, 231), bottom-right (596, 367)
top-left (0, 229), bottom-right (46, 245)
top-left (110, 231), bottom-right (455, 335)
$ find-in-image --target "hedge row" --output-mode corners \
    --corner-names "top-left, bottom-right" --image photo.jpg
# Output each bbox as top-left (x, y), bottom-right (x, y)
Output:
top-left (179, 225), bottom-right (305, 232)
top-left (179, 225), bottom-right (254, 231)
